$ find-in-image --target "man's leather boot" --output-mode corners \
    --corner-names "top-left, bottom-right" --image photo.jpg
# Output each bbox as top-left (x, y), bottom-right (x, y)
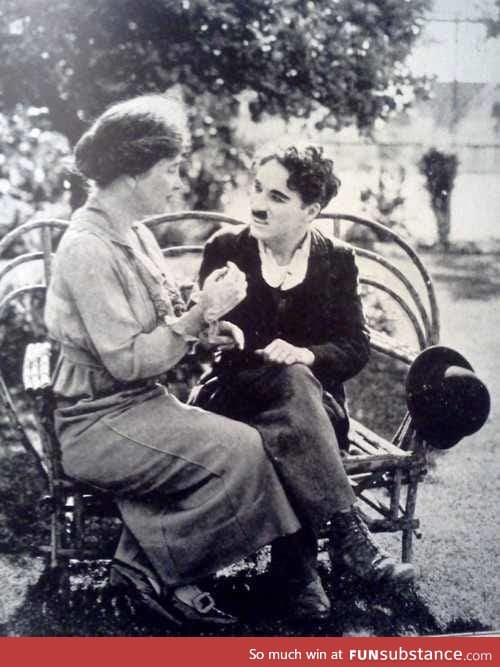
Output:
top-left (287, 576), bottom-right (331, 621)
top-left (329, 507), bottom-right (415, 585)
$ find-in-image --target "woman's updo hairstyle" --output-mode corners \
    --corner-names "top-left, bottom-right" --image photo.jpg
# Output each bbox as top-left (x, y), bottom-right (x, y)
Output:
top-left (74, 94), bottom-right (188, 186)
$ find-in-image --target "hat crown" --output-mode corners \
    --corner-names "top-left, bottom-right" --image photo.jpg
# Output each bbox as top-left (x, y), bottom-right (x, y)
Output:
top-left (406, 346), bottom-right (490, 449)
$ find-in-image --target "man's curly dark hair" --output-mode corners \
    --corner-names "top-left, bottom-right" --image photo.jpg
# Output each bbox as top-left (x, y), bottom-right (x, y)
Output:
top-left (258, 144), bottom-right (341, 209)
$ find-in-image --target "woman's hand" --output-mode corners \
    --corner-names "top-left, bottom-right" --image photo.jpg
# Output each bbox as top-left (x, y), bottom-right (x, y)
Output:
top-left (199, 262), bottom-right (247, 322)
top-left (255, 339), bottom-right (315, 366)
top-left (198, 321), bottom-right (245, 351)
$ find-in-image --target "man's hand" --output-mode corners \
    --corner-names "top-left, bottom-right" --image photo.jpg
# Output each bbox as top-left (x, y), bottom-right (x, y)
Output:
top-left (255, 339), bottom-right (315, 366)
top-left (198, 320), bottom-right (245, 351)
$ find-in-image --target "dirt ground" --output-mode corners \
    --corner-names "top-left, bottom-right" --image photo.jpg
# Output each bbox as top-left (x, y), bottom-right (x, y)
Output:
top-left (0, 251), bottom-right (498, 636)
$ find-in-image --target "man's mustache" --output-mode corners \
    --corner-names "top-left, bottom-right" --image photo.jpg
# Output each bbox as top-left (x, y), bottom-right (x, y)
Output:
top-left (252, 210), bottom-right (268, 221)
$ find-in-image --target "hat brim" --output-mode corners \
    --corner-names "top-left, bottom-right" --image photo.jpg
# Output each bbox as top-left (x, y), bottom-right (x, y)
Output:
top-left (416, 426), bottom-right (464, 449)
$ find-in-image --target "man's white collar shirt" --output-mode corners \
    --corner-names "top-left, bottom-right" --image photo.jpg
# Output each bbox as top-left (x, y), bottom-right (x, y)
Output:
top-left (257, 231), bottom-right (311, 291)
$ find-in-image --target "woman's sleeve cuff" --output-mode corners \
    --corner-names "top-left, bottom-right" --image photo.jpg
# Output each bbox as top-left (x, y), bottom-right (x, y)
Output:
top-left (165, 316), bottom-right (199, 343)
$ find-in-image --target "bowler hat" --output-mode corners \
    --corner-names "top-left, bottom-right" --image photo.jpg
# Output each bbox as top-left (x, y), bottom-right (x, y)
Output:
top-left (405, 346), bottom-right (490, 449)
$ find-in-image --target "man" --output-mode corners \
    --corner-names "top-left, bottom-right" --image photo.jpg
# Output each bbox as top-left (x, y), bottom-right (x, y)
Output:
top-left (191, 144), bottom-right (414, 619)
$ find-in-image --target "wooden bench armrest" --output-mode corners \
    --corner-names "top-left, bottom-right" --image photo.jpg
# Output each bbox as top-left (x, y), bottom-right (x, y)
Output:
top-left (368, 329), bottom-right (419, 365)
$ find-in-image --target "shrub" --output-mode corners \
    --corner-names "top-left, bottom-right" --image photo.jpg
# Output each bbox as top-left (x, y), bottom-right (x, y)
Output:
top-left (0, 106), bottom-right (71, 254)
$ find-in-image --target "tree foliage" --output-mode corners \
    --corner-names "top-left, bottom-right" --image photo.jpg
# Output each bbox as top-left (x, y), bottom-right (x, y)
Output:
top-left (0, 106), bottom-right (70, 235)
top-left (0, 0), bottom-right (431, 208)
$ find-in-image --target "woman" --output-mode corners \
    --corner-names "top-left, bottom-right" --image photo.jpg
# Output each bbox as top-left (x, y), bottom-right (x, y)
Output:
top-left (191, 144), bottom-right (415, 608)
top-left (44, 95), bottom-right (311, 627)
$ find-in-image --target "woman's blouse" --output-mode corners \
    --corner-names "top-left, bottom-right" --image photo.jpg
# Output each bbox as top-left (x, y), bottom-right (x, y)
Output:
top-left (45, 206), bottom-right (189, 401)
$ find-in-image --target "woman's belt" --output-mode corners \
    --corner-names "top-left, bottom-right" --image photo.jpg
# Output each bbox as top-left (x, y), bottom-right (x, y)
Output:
top-left (56, 344), bottom-right (161, 406)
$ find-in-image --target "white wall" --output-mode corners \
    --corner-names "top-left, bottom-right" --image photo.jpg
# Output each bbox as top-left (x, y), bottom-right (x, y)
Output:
top-left (451, 172), bottom-right (500, 240)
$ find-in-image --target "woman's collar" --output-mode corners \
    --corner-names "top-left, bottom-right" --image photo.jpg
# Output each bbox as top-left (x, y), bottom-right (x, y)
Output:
top-left (71, 203), bottom-right (135, 248)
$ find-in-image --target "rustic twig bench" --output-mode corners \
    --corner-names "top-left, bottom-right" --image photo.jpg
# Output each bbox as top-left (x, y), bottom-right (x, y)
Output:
top-left (0, 212), bottom-right (439, 578)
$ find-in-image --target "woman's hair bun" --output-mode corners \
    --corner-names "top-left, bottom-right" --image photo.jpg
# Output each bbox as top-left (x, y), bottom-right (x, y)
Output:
top-left (73, 130), bottom-right (101, 181)
top-left (72, 94), bottom-right (188, 186)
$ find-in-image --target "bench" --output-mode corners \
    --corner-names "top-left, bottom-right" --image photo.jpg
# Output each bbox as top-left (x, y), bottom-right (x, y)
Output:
top-left (0, 211), bottom-right (439, 578)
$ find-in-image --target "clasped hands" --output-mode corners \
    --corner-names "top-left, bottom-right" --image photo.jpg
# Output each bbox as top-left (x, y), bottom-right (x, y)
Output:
top-left (197, 263), bottom-right (314, 365)
top-left (199, 262), bottom-right (247, 323)
top-left (197, 262), bottom-right (246, 351)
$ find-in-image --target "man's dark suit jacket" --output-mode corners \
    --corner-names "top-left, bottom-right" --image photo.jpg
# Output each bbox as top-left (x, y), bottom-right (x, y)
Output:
top-left (197, 225), bottom-right (371, 448)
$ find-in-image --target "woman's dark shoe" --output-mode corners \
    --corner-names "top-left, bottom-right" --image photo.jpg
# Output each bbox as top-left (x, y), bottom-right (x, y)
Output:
top-left (287, 577), bottom-right (331, 621)
top-left (109, 561), bottom-right (237, 627)
top-left (329, 508), bottom-right (415, 585)
top-left (165, 584), bottom-right (237, 627)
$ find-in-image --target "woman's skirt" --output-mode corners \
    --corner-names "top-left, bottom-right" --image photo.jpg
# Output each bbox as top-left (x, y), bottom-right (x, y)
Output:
top-left (55, 385), bottom-right (300, 587)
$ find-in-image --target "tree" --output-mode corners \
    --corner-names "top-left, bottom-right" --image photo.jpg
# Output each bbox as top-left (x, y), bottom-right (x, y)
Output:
top-left (0, 0), bottom-right (432, 208)
top-left (418, 148), bottom-right (458, 249)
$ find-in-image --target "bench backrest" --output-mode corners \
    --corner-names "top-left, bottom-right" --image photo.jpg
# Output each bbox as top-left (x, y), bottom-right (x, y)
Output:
top-left (0, 211), bottom-right (439, 464)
